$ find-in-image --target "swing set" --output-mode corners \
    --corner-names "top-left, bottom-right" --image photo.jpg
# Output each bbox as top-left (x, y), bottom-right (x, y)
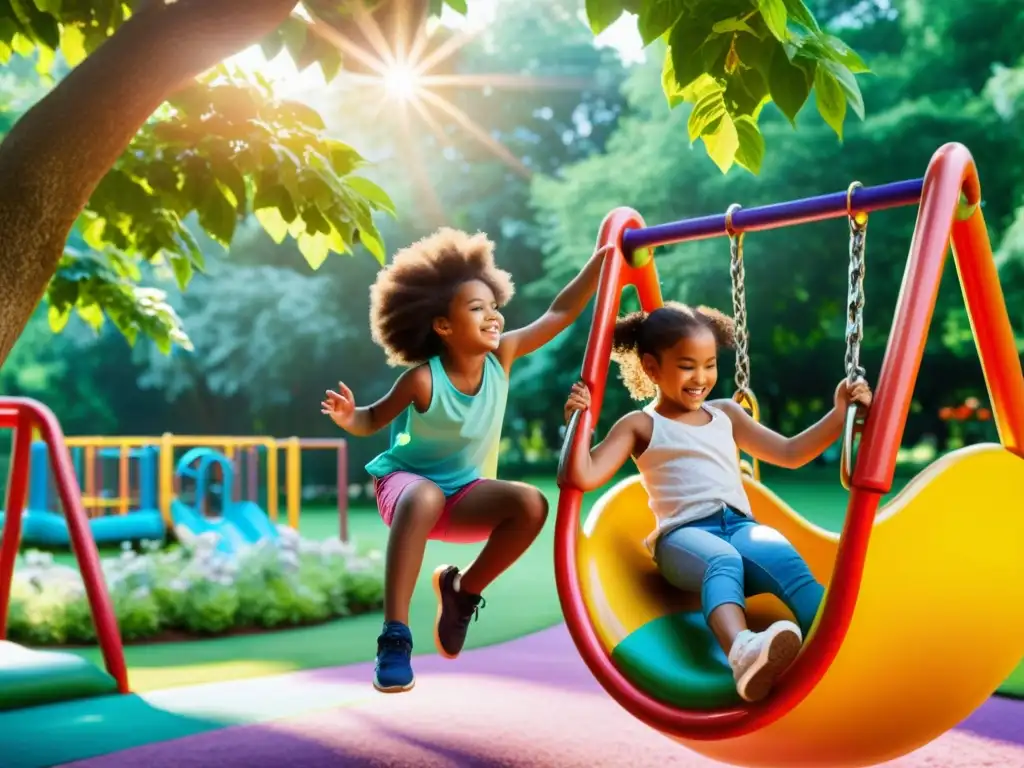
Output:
top-left (556, 143), bottom-right (1024, 766)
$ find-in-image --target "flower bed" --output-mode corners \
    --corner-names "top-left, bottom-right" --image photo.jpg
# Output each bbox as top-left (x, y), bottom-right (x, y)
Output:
top-left (7, 526), bottom-right (385, 646)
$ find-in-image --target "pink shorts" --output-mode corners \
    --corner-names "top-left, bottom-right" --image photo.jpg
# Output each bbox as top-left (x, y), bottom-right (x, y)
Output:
top-left (372, 472), bottom-right (486, 543)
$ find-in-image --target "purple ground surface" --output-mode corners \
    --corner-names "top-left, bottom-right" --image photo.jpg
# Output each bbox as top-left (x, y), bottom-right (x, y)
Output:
top-left (66, 625), bottom-right (1024, 768)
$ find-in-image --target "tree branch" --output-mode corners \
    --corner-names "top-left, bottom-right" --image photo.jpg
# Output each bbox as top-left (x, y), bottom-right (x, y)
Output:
top-left (0, 0), bottom-right (299, 363)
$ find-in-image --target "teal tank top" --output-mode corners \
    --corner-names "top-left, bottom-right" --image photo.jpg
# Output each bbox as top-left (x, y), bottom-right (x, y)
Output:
top-left (365, 353), bottom-right (508, 495)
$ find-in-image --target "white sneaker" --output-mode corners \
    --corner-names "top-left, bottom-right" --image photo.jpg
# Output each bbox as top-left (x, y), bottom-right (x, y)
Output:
top-left (728, 621), bottom-right (803, 703)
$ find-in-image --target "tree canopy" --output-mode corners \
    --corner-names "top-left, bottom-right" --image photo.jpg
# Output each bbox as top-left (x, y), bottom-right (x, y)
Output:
top-left (0, 0), bottom-right (863, 365)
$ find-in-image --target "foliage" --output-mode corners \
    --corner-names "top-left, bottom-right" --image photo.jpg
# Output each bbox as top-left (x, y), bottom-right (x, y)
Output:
top-left (585, 0), bottom-right (869, 173)
top-left (0, 1), bottom-right (403, 354)
top-left (530, 0), bottom-right (1024, 444)
top-left (6, 528), bottom-right (384, 645)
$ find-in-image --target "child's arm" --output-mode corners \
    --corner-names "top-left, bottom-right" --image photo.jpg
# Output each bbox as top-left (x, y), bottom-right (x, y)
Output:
top-left (497, 244), bottom-right (612, 367)
top-left (321, 366), bottom-right (430, 437)
top-left (715, 378), bottom-right (873, 469)
top-left (562, 382), bottom-right (643, 491)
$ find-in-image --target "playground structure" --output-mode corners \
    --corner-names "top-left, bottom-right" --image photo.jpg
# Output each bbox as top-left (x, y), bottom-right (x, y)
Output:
top-left (0, 144), bottom-right (1020, 763)
top-left (0, 433), bottom-right (350, 552)
top-left (557, 143), bottom-right (1024, 765)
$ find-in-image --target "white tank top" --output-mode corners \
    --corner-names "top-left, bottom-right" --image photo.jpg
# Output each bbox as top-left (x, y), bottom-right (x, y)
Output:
top-left (634, 403), bottom-right (753, 553)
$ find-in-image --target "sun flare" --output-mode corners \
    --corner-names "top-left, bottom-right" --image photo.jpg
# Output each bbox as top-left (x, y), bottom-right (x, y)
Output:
top-left (382, 64), bottom-right (420, 101)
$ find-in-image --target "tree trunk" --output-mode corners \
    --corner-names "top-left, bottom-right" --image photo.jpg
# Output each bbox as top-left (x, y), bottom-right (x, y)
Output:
top-left (0, 0), bottom-right (299, 366)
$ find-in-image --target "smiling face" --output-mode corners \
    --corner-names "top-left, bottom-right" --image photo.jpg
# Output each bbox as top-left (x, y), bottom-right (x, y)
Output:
top-left (433, 279), bottom-right (505, 355)
top-left (642, 326), bottom-right (719, 411)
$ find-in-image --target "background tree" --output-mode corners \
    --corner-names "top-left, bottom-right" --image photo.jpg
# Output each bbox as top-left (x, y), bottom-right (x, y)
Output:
top-left (0, 0), bottom-right (862, 369)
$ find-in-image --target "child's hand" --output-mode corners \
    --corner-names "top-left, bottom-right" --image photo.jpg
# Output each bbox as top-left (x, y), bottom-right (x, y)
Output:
top-left (835, 377), bottom-right (873, 411)
top-left (321, 382), bottom-right (357, 429)
top-left (564, 381), bottom-right (591, 424)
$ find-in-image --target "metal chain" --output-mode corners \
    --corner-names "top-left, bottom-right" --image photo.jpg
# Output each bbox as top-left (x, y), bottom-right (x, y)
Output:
top-left (845, 183), bottom-right (868, 386)
top-left (726, 203), bottom-right (751, 398)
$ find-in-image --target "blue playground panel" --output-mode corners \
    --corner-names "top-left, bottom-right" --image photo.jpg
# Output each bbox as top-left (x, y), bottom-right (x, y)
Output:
top-left (0, 442), bottom-right (165, 548)
top-left (1, 442), bottom-right (279, 553)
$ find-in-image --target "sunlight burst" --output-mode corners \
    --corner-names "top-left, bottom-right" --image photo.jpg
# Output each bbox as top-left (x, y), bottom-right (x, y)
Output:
top-left (308, 6), bottom-right (596, 223)
top-left (382, 64), bottom-right (421, 101)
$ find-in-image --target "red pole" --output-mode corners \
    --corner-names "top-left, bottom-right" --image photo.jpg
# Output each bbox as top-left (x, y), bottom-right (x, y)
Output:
top-left (338, 442), bottom-right (348, 543)
top-left (0, 412), bottom-right (32, 638)
top-left (27, 400), bottom-right (129, 692)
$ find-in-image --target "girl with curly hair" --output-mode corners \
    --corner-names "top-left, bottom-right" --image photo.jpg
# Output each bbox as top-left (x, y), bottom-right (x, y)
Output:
top-left (562, 302), bottom-right (873, 703)
top-left (322, 227), bottom-right (609, 693)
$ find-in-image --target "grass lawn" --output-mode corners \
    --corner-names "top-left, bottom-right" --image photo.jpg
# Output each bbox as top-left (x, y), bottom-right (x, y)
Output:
top-left (53, 465), bottom-right (890, 692)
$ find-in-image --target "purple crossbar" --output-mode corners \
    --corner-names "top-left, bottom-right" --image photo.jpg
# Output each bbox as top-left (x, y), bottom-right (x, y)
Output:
top-left (622, 178), bottom-right (925, 255)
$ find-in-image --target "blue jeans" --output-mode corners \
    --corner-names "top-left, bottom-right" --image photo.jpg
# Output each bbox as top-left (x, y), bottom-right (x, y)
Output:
top-left (654, 507), bottom-right (825, 635)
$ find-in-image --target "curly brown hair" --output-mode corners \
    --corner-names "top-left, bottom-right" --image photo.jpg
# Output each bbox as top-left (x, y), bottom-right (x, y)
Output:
top-left (369, 227), bottom-right (516, 367)
top-left (611, 301), bottom-right (735, 400)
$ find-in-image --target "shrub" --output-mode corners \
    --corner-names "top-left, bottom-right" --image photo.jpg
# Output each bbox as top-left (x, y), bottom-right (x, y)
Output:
top-left (6, 527), bottom-right (384, 646)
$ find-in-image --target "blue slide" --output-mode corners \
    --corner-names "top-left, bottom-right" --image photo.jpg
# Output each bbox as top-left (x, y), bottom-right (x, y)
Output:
top-left (169, 448), bottom-right (279, 556)
top-left (0, 442), bottom-right (167, 548)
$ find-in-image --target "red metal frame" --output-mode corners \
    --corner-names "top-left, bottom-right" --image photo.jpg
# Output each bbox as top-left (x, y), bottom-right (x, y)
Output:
top-left (0, 398), bottom-right (130, 694)
top-left (554, 142), bottom-right (1023, 739)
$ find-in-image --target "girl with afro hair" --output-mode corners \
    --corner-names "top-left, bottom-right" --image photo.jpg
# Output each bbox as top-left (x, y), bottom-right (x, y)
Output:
top-left (322, 227), bottom-right (610, 693)
top-left (563, 302), bottom-right (873, 704)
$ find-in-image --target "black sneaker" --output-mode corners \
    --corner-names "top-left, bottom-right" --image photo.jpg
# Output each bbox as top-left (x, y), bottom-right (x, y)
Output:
top-left (432, 565), bottom-right (485, 659)
top-left (373, 621), bottom-right (415, 693)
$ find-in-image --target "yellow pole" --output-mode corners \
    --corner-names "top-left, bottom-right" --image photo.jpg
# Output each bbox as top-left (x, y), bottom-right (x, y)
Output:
top-left (159, 433), bottom-right (174, 526)
top-left (286, 437), bottom-right (301, 530)
top-left (118, 442), bottom-right (130, 515)
top-left (265, 438), bottom-right (279, 522)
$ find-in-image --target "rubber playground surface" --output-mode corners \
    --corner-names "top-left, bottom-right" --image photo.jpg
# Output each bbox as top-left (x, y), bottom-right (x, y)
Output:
top-left (0, 624), bottom-right (1019, 767)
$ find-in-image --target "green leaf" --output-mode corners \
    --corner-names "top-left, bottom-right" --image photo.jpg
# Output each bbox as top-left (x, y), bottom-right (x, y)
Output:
top-left (298, 230), bottom-right (331, 270)
top-left (767, 42), bottom-right (810, 125)
top-left (586, 0), bottom-right (625, 35)
top-left (819, 58), bottom-right (864, 119)
top-left (280, 16), bottom-right (308, 62)
top-left (260, 29), bottom-right (284, 61)
top-left (823, 34), bottom-right (870, 74)
top-left (33, 0), bottom-right (62, 14)
top-left (782, 0), bottom-right (819, 32)
top-left (357, 226), bottom-right (387, 264)
top-left (756, 0), bottom-right (788, 41)
top-left (168, 252), bottom-right (193, 291)
top-left (59, 24), bottom-right (86, 65)
top-left (9, 0), bottom-right (31, 25)
top-left (47, 303), bottom-right (70, 333)
top-left (75, 303), bottom-right (104, 331)
top-left (27, 8), bottom-right (59, 49)
top-left (317, 45), bottom-right (342, 82)
top-left (445, 0), bottom-right (468, 13)
top-left (725, 66), bottom-right (770, 118)
top-left (733, 115), bottom-right (765, 174)
top-left (701, 113), bottom-right (739, 173)
top-left (814, 63), bottom-right (846, 139)
top-left (668, 20), bottom-right (715, 93)
top-left (345, 176), bottom-right (396, 217)
top-left (661, 50), bottom-right (686, 107)
top-left (687, 84), bottom-right (726, 143)
top-left (712, 17), bottom-right (756, 35)
top-left (198, 185), bottom-right (237, 246)
top-left (255, 207), bottom-right (290, 244)
top-left (638, 0), bottom-right (684, 46)
top-left (278, 100), bottom-right (326, 130)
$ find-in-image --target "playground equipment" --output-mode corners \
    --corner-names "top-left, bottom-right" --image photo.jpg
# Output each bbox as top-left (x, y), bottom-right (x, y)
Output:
top-left (0, 441), bottom-right (166, 547)
top-left (6, 434), bottom-right (351, 550)
top-left (555, 143), bottom-right (1024, 765)
top-left (171, 447), bottom-right (279, 555)
top-left (0, 398), bottom-right (129, 711)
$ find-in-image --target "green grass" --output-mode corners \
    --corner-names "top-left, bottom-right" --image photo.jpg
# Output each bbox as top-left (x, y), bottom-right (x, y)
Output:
top-left (52, 467), bottom-right (885, 692)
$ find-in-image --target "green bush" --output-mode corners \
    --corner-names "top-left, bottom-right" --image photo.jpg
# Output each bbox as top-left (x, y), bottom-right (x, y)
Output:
top-left (7, 527), bottom-right (384, 645)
